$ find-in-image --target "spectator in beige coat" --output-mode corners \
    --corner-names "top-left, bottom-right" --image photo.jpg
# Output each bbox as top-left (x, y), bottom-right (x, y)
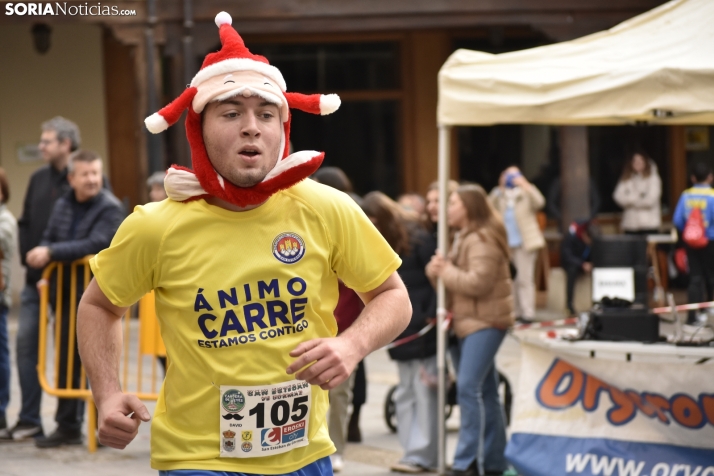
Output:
top-left (613, 151), bottom-right (662, 235)
top-left (427, 184), bottom-right (513, 476)
top-left (489, 166), bottom-right (545, 321)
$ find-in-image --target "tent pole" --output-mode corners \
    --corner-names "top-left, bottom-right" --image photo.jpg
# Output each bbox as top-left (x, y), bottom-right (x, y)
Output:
top-left (437, 124), bottom-right (451, 476)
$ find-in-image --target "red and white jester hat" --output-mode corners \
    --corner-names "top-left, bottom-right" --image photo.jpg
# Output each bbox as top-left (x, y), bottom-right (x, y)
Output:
top-left (144, 11), bottom-right (340, 208)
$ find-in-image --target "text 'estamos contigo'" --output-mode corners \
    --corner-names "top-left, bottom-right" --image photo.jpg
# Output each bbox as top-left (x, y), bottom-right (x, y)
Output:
top-left (193, 277), bottom-right (311, 349)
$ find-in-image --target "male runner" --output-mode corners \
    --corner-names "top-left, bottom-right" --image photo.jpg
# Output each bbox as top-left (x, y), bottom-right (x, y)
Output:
top-left (77, 12), bottom-right (411, 475)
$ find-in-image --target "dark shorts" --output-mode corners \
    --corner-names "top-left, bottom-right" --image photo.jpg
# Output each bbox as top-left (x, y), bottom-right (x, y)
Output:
top-left (158, 456), bottom-right (332, 476)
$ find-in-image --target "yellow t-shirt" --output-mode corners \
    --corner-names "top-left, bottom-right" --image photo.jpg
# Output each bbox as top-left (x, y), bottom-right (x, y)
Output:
top-left (90, 179), bottom-right (401, 473)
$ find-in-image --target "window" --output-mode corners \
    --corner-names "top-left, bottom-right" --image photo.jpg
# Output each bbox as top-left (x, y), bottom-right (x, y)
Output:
top-left (250, 42), bottom-right (400, 92)
top-left (248, 41), bottom-right (402, 195)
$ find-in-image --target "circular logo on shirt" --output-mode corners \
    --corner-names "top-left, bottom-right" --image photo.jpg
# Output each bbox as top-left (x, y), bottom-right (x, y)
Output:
top-left (272, 232), bottom-right (306, 264)
top-left (241, 442), bottom-right (253, 452)
top-left (222, 389), bottom-right (246, 414)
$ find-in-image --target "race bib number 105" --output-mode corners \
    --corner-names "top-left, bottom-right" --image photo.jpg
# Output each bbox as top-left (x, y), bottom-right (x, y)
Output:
top-left (219, 380), bottom-right (311, 458)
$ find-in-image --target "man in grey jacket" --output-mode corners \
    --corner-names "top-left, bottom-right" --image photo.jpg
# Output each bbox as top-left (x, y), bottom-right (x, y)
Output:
top-left (25, 150), bottom-right (124, 448)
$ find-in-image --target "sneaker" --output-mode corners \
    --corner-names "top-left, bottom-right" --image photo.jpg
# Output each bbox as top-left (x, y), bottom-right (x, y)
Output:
top-left (0, 421), bottom-right (43, 441)
top-left (331, 454), bottom-right (344, 473)
top-left (391, 462), bottom-right (428, 474)
top-left (35, 428), bottom-right (83, 448)
top-left (445, 462), bottom-right (478, 476)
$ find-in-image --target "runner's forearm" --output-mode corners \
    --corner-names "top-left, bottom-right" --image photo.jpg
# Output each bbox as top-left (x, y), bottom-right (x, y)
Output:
top-left (77, 280), bottom-right (127, 405)
top-left (346, 272), bottom-right (411, 358)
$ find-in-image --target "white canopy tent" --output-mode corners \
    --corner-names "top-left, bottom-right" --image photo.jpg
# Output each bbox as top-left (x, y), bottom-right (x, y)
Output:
top-left (432, 0), bottom-right (714, 473)
top-left (438, 0), bottom-right (714, 126)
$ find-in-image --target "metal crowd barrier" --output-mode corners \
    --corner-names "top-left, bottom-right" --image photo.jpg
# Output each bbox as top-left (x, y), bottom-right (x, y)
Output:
top-left (37, 256), bottom-right (166, 452)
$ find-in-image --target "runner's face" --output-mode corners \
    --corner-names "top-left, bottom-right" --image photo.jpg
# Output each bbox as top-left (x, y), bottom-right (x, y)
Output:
top-left (202, 96), bottom-right (282, 188)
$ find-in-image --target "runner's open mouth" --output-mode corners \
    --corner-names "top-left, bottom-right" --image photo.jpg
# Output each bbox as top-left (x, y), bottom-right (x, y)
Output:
top-left (239, 148), bottom-right (260, 157)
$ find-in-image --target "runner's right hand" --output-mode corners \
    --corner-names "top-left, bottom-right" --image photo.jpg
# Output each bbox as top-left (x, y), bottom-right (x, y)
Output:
top-left (96, 392), bottom-right (151, 449)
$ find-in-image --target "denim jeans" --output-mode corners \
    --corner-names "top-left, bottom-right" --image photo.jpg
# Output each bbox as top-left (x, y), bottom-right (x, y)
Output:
top-left (52, 294), bottom-right (85, 431)
top-left (16, 285), bottom-right (42, 427)
top-left (453, 328), bottom-right (508, 474)
top-left (16, 283), bottom-right (84, 430)
top-left (0, 305), bottom-right (9, 419)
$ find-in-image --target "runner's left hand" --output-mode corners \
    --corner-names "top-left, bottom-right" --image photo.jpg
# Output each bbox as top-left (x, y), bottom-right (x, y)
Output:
top-left (286, 336), bottom-right (360, 390)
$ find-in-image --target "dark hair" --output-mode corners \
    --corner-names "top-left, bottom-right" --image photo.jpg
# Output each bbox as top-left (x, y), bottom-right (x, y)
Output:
top-left (312, 167), bottom-right (353, 193)
top-left (361, 191), bottom-right (411, 256)
top-left (691, 161), bottom-right (713, 184)
top-left (455, 184), bottom-right (510, 259)
top-left (68, 149), bottom-right (101, 174)
top-left (0, 168), bottom-right (9, 204)
top-left (620, 149), bottom-right (653, 181)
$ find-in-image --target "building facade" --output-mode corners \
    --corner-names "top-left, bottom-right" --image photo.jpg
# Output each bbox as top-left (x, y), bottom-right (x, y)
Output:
top-left (2, 0), bottom-right (711, 219)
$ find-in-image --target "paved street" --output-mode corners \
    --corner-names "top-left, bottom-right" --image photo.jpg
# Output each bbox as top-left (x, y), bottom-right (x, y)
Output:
top-left (0, 309), bottom-right (540, 476)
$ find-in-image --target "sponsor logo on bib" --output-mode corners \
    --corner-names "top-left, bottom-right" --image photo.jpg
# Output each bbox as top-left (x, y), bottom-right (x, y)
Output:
top-left (261, 427), bottom-right (282, 447)
top-left (272, 232), bottom-right (306, 264)
top-left (241, 442), bottom-right (252, 452)
top-left (282, 420), bottom-right (306, 443)
top-left (222, 389), bottom-right (246, 414)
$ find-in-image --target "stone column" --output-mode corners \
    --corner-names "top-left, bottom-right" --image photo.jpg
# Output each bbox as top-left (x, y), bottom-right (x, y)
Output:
top-left (559, 126), bottom-right (590, 230)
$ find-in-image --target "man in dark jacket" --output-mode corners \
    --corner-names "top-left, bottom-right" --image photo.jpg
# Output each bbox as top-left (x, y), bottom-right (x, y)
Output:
top-left (25, 150), bottom-right (124, 448)
top-left (3, 117), bottom-right (77, 442)
top-left (561, 220), bottom-right (595, 316)
top-left (4, 117), bottom-right (114, 443)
